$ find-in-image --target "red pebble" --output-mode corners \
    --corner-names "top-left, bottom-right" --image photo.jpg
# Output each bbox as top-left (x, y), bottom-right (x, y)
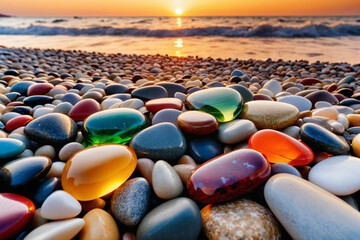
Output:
top-left (177, 111), bottom-right (218, 135)
top-left (27, 83), bottom-right (54, 96)
top-left (299, 78), bottom-right (322, 85)
top-left (68, 99), bottom-right (101, 122)
top-left (5, 115), bottom-right (33, 132)
top-left (145, 98), bottom-right (183, 113)
top-left (0, 193), bottom-right (35, 240)
top-left (187, 149), bottom-right (270, 204)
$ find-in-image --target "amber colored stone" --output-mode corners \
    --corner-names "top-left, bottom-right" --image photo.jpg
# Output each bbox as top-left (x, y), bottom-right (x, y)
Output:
top-left (27, 83), bottom-right (54, 96)
top-left (0, 193), bottom-right (35, 240)
top-left (61, 144), bottom-right (137, 201)
top-left (68, 99), bottom-right (101, 122)
top-left (80, 208), bottom-right (119, 240)
top-left (346, 114), bottom-right (360, 127)
top-left (249, 129), bottom-right (313, 166)
top-left (5, 115), bottom-right (33, 131)
top-left (187, 149), bottom-right (270, 204)
top-left (177, 111), bottom-right (218, 135)
top-left (80, 198), bottom-right (106, 212)
top-left (299, 78), bottom-right (322, 85)
top-left (145, 98), bottom-right (183, 113)
top-left (352, 134), bottom-right (360, 158)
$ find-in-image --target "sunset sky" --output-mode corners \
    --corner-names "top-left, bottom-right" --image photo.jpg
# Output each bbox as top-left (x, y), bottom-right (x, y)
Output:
top-left (1, 0), bottom-right (360, 17)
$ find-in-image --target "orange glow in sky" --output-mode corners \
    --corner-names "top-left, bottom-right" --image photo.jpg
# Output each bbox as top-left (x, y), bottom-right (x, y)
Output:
top-left (1, 0), bottom-right (359, 16)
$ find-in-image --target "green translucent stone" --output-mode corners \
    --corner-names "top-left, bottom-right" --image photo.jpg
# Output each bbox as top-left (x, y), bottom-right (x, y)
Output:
top-left (81, 108), bottom-right (149, 147)
top-left (186, 87), bottom-right (243, 122)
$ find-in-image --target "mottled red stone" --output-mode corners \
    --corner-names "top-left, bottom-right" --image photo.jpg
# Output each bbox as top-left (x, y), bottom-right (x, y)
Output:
top-left (177, 111), bottom-right (218, 135)
top-left (326, 83), bottom-right (338, 92)
top-left (68, 99), bottom-right (101, 122)
top-left (248, 129), bottom-right (314, 166)
top-left (0, 193), bottom-right (35, 240)
top-left (5, 115), bottom-right (33, 132)
top-left (300, 78), bottom-right (322, 85)
top-left (187, 149), bottom-right (270, 204)
top-left (27, 83), bottom-right (54, 96)
top-left (145, 98), bottom-right (183, 113)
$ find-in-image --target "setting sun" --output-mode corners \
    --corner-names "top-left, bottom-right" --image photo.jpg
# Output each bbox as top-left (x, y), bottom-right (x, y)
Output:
top-left (175, 8), bottom-right (183, 15)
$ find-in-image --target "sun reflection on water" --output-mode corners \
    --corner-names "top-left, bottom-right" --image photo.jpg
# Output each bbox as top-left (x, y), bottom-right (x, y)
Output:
top-left (177, 17), bottom-right (182, 28)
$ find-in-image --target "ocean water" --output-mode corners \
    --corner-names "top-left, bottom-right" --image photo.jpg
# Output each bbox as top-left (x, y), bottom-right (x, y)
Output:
top-left (0, 16), bottom-right (359, 63)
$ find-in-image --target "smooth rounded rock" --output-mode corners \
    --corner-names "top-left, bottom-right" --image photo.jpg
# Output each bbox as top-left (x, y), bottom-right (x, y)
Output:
top-left (82, 108), bottom-right (149, 147)
top-left (300, 123), bottom-right (350, 155)
top-left (145, 98), bottom-right (183, 113)
top-left (68, 99), bottom-right (101, 122)
top-left (186, 87), bottom-right (243, 122)
top-left (201, 199), bottom-right (281, 240)
top-left (24, 218), bottom-right (85, 240)
top-left (40, 190), bottom-right (81, 220)
top-left (5, 115), bottom-right (33, 132)
top-left (0, 138), bottom-right (26, 159)
top-left (309, 155), bottom-right (360, 196)
top-left (131, 85), bottom-right (168, 101)
top-left (240, 101), bottom-right (299, 129)
top-left (33, 177), bottom-right (61, 207)
top-left (187, 135), bottom-right (223, 164)
top-left (263, 79), bottom-right (282, 95)
top-left (277, 95), bottom-right (312, 112)
top-left (264, 173), bottom-right (360, 240)
top-left (0, 193), bottom-right (35, 240)
top-left (61, 144), bottom-right (137, 201)
top-left (137, 197), bottom-right (202, 240)
top-left (80, 209), bottom-right (119, 240)
top-left (151, 109), bottom-right (181, 127)
top-left (188, 149), bottom-right (270, 204)
top-left (58, 142), bottom-right (84, 162)
top-left (249, 129), bottom-right (314, 166)
top-left (217, 119), bottom-right (257, 144)
top-left (130, 123), bottom-right (186, 165)
top-left (152, 160), bottom-right (183, 199)
top-left (177, 111), bottom-right (218, 136)
top-left (24, 113), bottom-right (77, 148)
top-left (111, 177), bottom-right (150, 226)
top-left (271, 163), bottom-right (302, 177)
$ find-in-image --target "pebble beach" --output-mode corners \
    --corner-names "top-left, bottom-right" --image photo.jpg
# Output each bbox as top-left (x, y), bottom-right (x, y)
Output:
top-left (1, 46), bottom-right (360, 239)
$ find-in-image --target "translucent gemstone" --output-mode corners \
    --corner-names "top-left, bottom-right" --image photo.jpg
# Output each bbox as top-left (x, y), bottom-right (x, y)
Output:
top-left (61, 144), bottom-right (137, 201)
top-left (81, 108), bottom-right (149, 147)
top-left (187, 149), bottom-right (270, 204)
top-left (249, 129), bottom-right (314, 166)
top-left (185, 87), bottom-right (243, 122)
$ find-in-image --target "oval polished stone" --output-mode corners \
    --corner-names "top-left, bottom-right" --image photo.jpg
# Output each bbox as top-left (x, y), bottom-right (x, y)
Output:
top-left (145, 98), bottom-right (183, 113)
top-left (130, 123), bottom-right (186, 165)
top-left (0, 193), bottom-right (35, 240)
top-left (27, 83), bottom-right (54, 96)
top-left (309, 155), bottom-right (360, 196)
top-left (80, 209), bottom-right (119, 240)
top-left (0, 138), bottom-right (26, 159)
top-left (352, 134), bottom-right (360, 157)
top-left (11, 81), bottom-right (35, 96)
top-left (187, 149), bottom-right (271, 204)
top-left (137, 197), bottom-right (202, 240)
top-left (33, 177), bottom-right (61, 207)
top-left (201, 199), bottom-right (280, 240)
top-left (186, 87), bottom-right (243, 122)
top-left (82, 108), bottom-right (149, 147)
top-left (62, 93), bottom-right (81, 105)
top-left (217, 119), bottom-right (257, 144)
top-left (23, 95), bottom-right (54, 107)
top-left (264, 174), bottom-right (360, 239)
top-left (5, 115), bottom-right (33, 132)
top-left (305, 90), bottom-right (339, 106)
top-left (68, 99), bottom-right (101, 122)
top-left (177, 111), bottom-right (218, 135)
top-left (152, 109), bottom-right (182, 127)
top-left (277, 95), bottom-right (312, 112)
top-left (105, 84), bottom-right (129, 95)
top-left (300, 123), bottom-right (350, 155)
top-left (188, 135), bottom-right (223, 164)
top-left (249, 129), bottom-right (314, 166)
top-left (240, 101), bottom-right (299, 129)
top-left (155, 82), bottom-right (186, 97)
top-left (0, 156), bottom-right (52, 190)
top-left (24, 113), bottom-right (77, 148)
top-left (61, 144), bottom-right (137, 201)
top-left (111, 177), bottom-right (150, 226)
top-left (131, 85), bottom-right (168, 101)
top-left (24, 218), bottom-right (85, 240)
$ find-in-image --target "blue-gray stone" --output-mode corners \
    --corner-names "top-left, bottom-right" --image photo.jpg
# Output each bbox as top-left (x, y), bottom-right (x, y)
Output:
top-left (137, 197), bottom-right (202, 240)
top-left (0, 138), bottom-right (26, 159)
top-left (152, 109), bottom-right (182, 127)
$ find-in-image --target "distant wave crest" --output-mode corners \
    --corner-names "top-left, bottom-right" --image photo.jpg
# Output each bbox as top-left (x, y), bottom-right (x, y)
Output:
top-left (1, 22), bottom-right (359, 37)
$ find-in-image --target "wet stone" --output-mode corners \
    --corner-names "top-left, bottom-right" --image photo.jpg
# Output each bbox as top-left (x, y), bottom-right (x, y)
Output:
top-left (177, 111), bottom-right (218, 136)
top-left (0, 138), bottom-right (26, 160)
top-left (131, 85), bottom-right (168, 100)
top-left (68, 99), bottom-right (101, 122)
top-left (152, 109), bottom-right (182, 127)
top-left (145, 97), bottom-right (183, 113)
top-left (187, 135), bottom-right (223, 164)
top-left (23, 96), bottom-right (54, 107)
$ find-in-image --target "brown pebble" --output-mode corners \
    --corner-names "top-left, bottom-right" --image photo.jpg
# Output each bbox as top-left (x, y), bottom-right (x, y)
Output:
top-left (177, 155), bottom-right (197, 167)
top-left (136, 158), bottom-right (154, 186)
top-left (80, 198), bottom-right (106, 212)
top-left (173, 164), bottom-right (196, 184)
top-left (59, 142), bottom-right (85, 161)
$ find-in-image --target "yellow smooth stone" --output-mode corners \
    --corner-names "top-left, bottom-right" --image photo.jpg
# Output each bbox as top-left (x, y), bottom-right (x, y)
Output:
top-left (346, 114), bottom-right (360, 127)
top-left (62, 144), bottom-right (137, 201)
top-left (80, 209), bottom-right (119, 240)
top-left (312, 107), bottom-right (338, 120)
top-left (352, 134), bottom-right (360, 158)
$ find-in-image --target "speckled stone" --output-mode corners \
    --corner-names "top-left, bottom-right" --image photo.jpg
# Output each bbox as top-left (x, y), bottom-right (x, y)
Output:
top-left (201, 199), bottom-right (281, 240)
top-left (265, 173), bottom-right (360, 240)
top-left (240, 101), bottom-right (299, 129)
top-left (111, 177), bottom-right (150, 226)
top-left (137, 197), bottom-right (202, 240)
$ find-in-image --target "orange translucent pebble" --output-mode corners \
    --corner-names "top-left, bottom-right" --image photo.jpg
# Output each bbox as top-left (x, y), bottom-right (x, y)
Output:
top-left (248, 129), bottom-right (314, 166)
top-left (61, 144), bottom-right (137, 201)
